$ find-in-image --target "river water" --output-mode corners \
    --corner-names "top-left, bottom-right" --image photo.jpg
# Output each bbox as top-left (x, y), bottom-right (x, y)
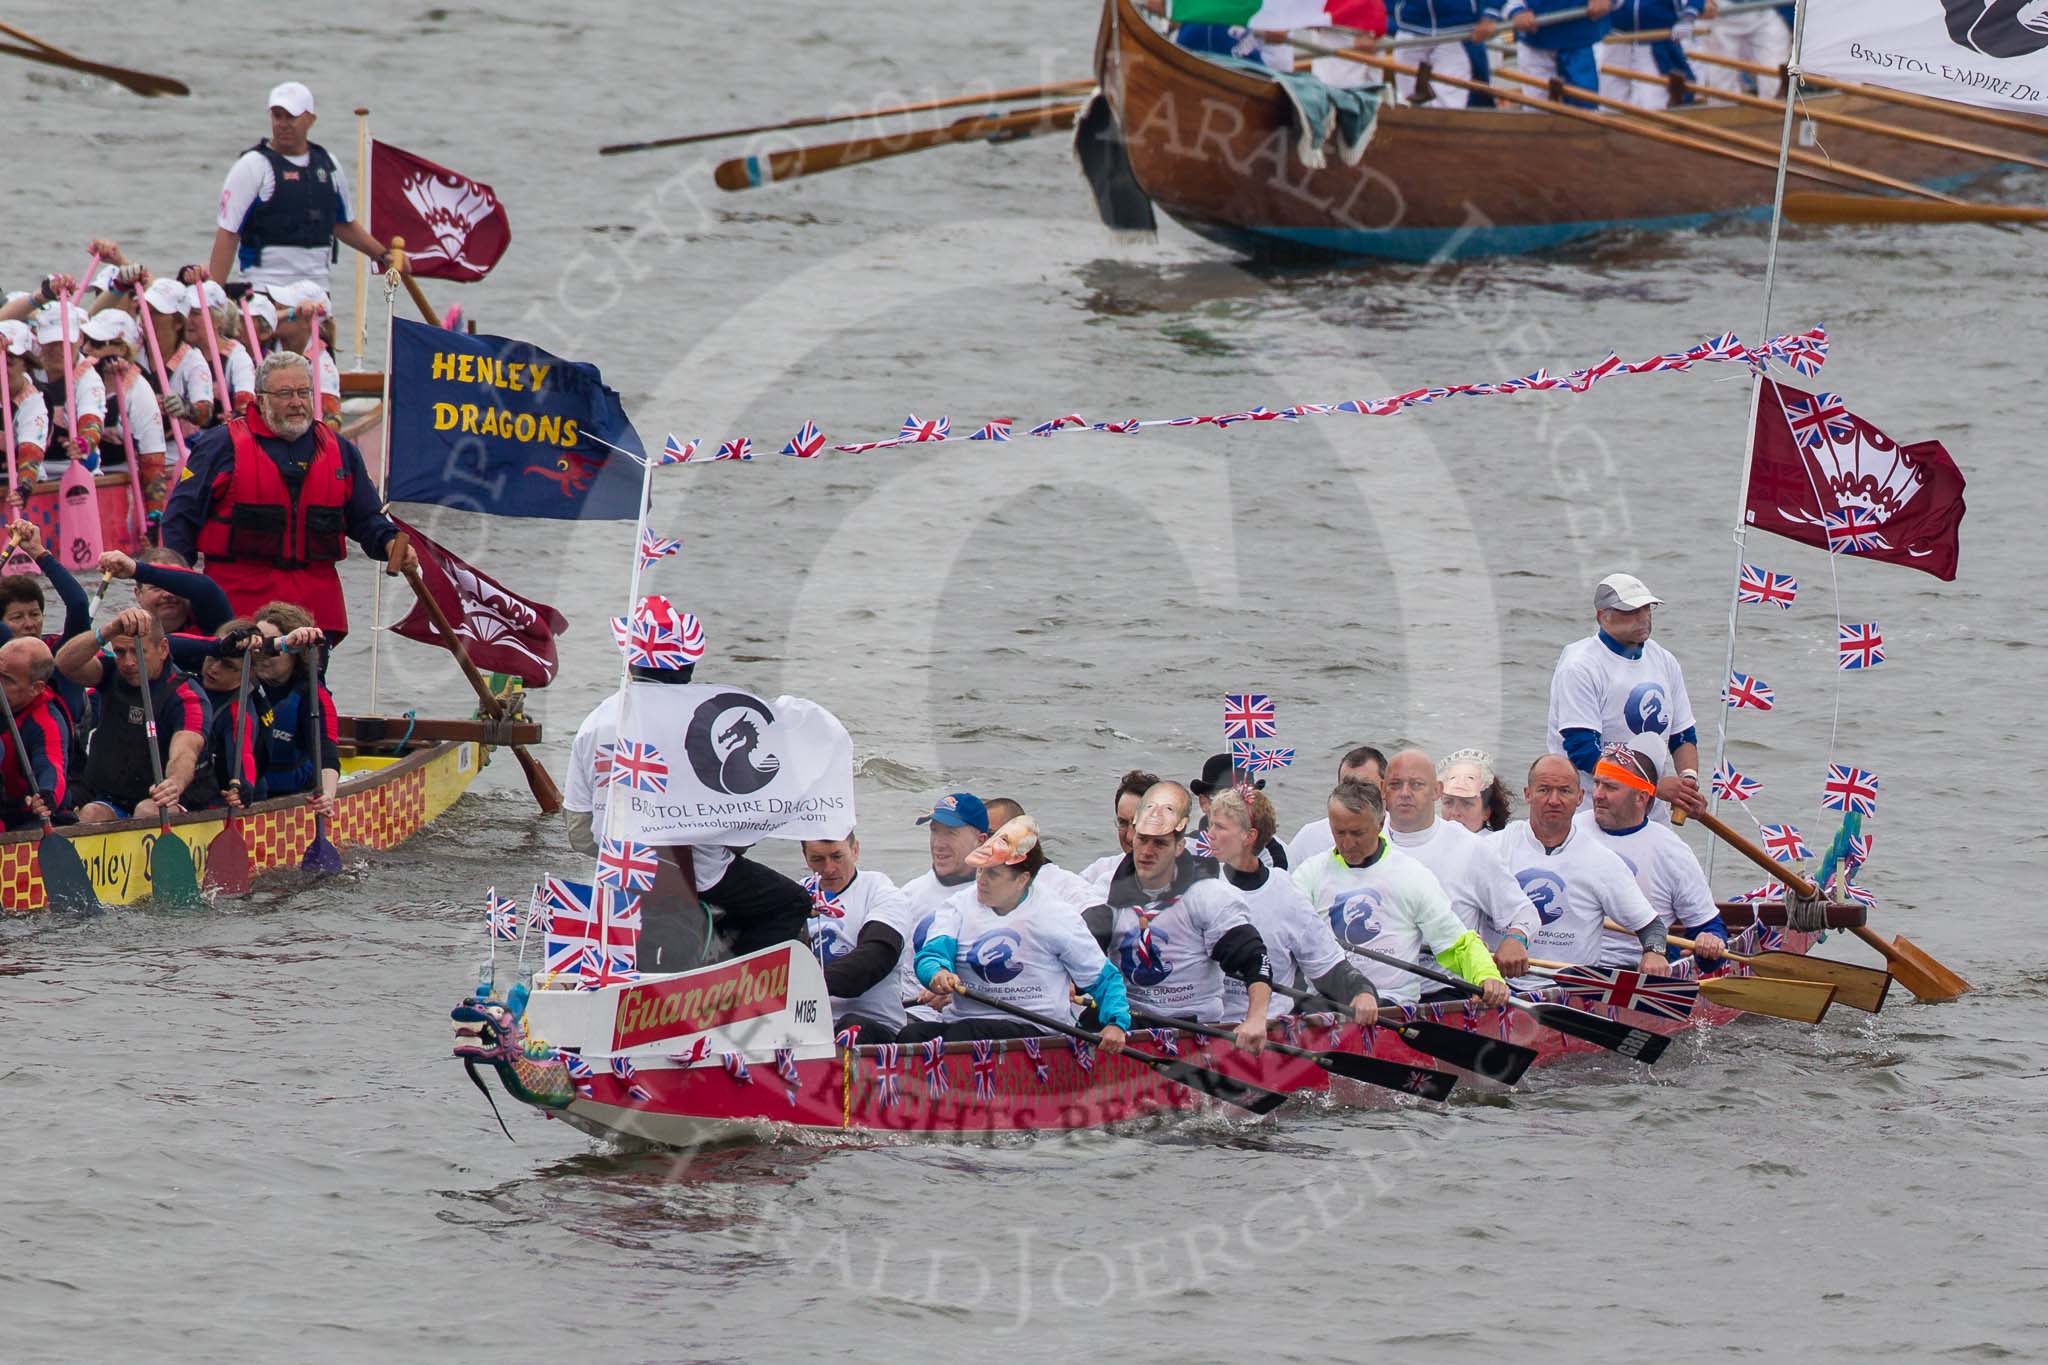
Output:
top-left (5, 2), bottom-right (2046, 1360)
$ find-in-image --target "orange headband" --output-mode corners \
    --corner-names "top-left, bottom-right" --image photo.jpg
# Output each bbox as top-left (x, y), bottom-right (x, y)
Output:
top-left (1594, 758), bottom-right (1658, 797)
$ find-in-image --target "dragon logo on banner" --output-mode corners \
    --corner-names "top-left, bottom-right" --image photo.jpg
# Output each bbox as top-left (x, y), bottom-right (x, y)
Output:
top-left (1941, 1), bottom-right (2048, 58)
top-left (684, 692), bottom-right (783, 796)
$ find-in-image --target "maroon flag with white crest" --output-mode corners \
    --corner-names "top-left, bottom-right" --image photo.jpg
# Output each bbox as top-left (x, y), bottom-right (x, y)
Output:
top-left (1745, 381), bottom-right (1968, 582)
top-left (369, 141), bottom-right (511, 282)
top-left (390, 515), bottom-right (568, 684)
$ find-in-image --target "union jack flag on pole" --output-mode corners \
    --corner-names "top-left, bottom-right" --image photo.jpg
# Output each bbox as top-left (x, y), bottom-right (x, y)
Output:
top-left (1222, 693), bottom-right (1277, 740)
top-left (596, 836), bottom-right (661, 890)
top-left (1736, 564), bottom-right (1799, 608)
top-left (781, 420), bottom-right (826, 458)
top-left (486, 888), bottom-right (520, 940)
top-left (637, 527), bottom-right (683, 570)
top-left (1821, 764), bottom-right (1880, 816)
top-left (1230, 741), bottom-right (1294, 774)
top-left (1783, 390), bottom-right (1854, 450)
top-left (1723, 671), bottom-right (1775, 711)
top-left (611, 740), bottom-right (670, 794)
top-left (1544, 964), bottom-right (1698, 1022)
top-left (1759, 824), bottom-right (1812, 864)
top-left (1824, 507), bottom-right (1888, 554)
top-left (1839, 622), bottom-right (1885, 670)
top-left (1711, 762), bottom-right (1761, 803)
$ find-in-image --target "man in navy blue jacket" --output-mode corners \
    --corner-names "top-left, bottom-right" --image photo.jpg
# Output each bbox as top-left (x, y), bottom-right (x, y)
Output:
top-left (1388, 2), bottom-right (1503, 107)
top-left (1503, 0), bottom-right (1612, 108)
top-left (1606, 0), bottom-right (1706, 108)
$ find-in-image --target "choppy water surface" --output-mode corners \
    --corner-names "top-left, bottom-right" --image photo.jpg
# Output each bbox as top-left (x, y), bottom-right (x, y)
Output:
top-left (5, 2), bottom-right (2046, 1360)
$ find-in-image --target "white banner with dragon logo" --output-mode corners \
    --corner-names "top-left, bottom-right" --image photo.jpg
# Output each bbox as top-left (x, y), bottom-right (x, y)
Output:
top-left (606, 681), bottom-right (856, 845)
top-left (1804, 1), bottom-right (2048, 113)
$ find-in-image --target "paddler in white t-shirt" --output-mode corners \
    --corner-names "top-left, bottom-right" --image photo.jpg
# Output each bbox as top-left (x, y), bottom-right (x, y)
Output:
top-left (800, 831), bottom-right (918, 1043)
top-left (1293, 779), bottom-right (1510, 1008)
top-left (983, 796), bottom-right (1101, 910)
top-left (1283, 743), bottom-right (1385, 868)
top-left (1496, 755), bottom-right (1666, 975)
top-left (1381, 749), bottom-right (1536, 977)
top-left (1576, 745), bottom-right (1728, 969)
top-left (1080, 768), bottom-right (1158, 893)
top-left (898, 791), bottom-right (993, 1027)
top-left (1547, 573), bottom-right (1708, 820)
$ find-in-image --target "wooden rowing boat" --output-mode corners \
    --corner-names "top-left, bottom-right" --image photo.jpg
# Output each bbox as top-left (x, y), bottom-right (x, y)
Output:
top-left (457, 919), bottom-right (1839, 1148)
top-left (1091, 0), bottom-right (2048, 261)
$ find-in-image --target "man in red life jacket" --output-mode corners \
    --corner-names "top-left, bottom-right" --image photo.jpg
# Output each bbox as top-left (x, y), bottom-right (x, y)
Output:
top-left (158, 350), bottom-right (416, 641)
top-left (55, 607), bottom-right (216, 822)
top-left (0, 637), bottom-right (69, 829)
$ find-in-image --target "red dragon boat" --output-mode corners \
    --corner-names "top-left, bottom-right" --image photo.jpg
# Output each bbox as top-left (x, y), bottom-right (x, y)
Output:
top-left (453, 903), bottom-right (1866, 1148)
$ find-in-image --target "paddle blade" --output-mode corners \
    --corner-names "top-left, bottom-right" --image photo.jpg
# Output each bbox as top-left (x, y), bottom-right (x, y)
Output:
top-left (1517, 999), bottom-right (1670, 1064)
top-left (1697, 973), bottom-right (1837, 1024)
top-left (1884, 934), bottom-right (1972, 1002)
top-left (202, 827), bottom-right (252, 895)
top-left (1783, 191), bottom-right (2048, 226)
top-left (1736, 950), bottom-right (1891, 1013)
top-left (1390, 1019), bottom-right (1538, 1088)
top-left (150, 830), bottom-right (204, 909)
top-left (303, 832), bottom-right (343, 877)
top-left (1130, 1049), bottom-right (1290, 1116)
top-left (36, 831), bottom-right (101, 915)
top-left (1317, 1049), bottom-right (1458, 1101)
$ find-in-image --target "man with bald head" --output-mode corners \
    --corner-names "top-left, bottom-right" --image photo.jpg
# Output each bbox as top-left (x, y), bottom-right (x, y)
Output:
top-left (1496, 754), bottom-right (1664, 973)
top-left (0, 636), bottom-right (68, 828)
top-left (57, 607), bottom-right (216, 822)
top-left (1381, 749), bottom-right (1537, 977)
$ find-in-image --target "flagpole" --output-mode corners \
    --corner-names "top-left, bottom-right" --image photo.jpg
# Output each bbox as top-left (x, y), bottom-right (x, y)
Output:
top-left (354, 107), bottom-right (371, 372)
top-left (1707, 0), bottom-right (1809, 879)
top-left (369, 237), bottom-right (404, 716)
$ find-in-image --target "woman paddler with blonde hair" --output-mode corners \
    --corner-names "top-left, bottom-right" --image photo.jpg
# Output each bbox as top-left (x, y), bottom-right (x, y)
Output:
top-left (908, 815), bottom-right (1132, 1051)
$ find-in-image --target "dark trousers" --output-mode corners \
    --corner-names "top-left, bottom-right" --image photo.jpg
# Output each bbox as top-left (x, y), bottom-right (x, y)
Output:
top-left (702, 853), bottom-right (812, 957)
top-left (896, 1016), bottom-right (1052, 1045)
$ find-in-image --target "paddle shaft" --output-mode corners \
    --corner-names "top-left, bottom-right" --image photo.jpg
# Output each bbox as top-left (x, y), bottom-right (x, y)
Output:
top-left (0, 38), bottom-right (188, 97)
top-left (601, 79), bottom-right (1094, 155)
top-left (390, 534), bottom-right (562, 813)
top-left (714, 102), bottom-right (1083, 192)
top-left (1131, 1005), bottom-right (1460, 1099)
top-left (1, 349), bottom-right (14, 506)
top-left (1782, 193), bottom-right (2048, 226)
top-left (1595, 63), bottom-right (2048, 173)
top-left (1267, 980), bottom-right (1540, 1085)
top-left (194, 283), bottom-right (231, 412)
top-left (135, 299), bottom-right (192, 470)
top-left (131, 653), bottom-right (174, 830)
top-left (302, 646), bottom-right (337, 842)
top-left (1689, 50), bottom-right (2048, 142)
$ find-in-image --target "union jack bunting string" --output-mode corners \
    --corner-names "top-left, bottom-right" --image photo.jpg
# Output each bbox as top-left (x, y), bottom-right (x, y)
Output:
top-left (637, 527), bottom-right (683, 570)
top-left (1146, 1028), bottom-right (1180, 1058)
top-left (626, 1079), bottom-right (653, 1102)
top-left (1736, 564), bottom-right (1799, 608)
top-left (610, 1057), bottom-right (636, 1080)
top-left (781, 420), bottom-right (826, 458)
top-left (875, 1044), bottom-right (904, 1107)
top-left (1759, 824), bottom-right (1813, 864)
top-left (486, 888), bottom-right (520, 941)
top-left (803, 875), bottom-right (843, 918)
top-left (722, 1052), bottom-right (752, 1084)
top-left (1186, 829), bottom-right (1213, 858)
top-left (834, 1025), bottom-right (861, 1050)
top-left (1839, 623), bottom-right (1885, 670)
top-left (921, 1039), bottom-right (949, 1096)
top-left (1847, 833), bottom-right (1874, 870)
top-left (1711, 763), bottom-right (1761, 803)
top-left (1724, 671), bottom-right (1776, 711)
top-left (1222, 693), bottom-right (1277, 740)
top-left (1821, 764), bottom-right (1880, 816)
top-left (1020, 1037), bottom-right (1050, 1083)
top-left (1231, 741), bottom-right (1294, 774)
top-left (1732, 881), bottom-right (1787, 903)
top-left (563, 1052), bottom-right (594, 1079)
top-left (1783, 390), bottom-right (1855, 450)
top-left (640, 329), bottom-right (1827, 466)
top-left (1073, 1040), bottom-right (1097, 1073)
top-left (1825, 507), bottom-right (1888, 554)
top-left (971, 1040), bottom-right (1000, 1102)
top-left (774, 1047), bottom-right (801, 1105)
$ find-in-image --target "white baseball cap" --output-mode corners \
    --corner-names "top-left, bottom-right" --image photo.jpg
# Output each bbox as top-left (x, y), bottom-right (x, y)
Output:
top-left (268, 280), bottom-right (330, 313)
top-left (245, 293), bottom-right (278, 330)
top-left (81, 310), bottom-right (140, 346)
top-left (0, 320), bottom-right (32, 356)
top-left (142, 278), bottom-right (190, 314)
top-left (34, 313), bottom-right (80, 346)
top-left (268, 81), bottom-right (316, 117)
top-left (1594, 572), bottom-right (1662, 612)
top-left (185, 280), bottom-right (229, 313)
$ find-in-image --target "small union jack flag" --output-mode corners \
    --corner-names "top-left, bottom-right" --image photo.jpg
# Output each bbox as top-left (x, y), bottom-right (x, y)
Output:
top-left (1073, 1040), bottom-right (1096, 1073)
top-left (1824, 506), bottom-right (1889, 554)
top-left (1692, 332), bottom-right (1747, 362)
top-left (715, 436), bottom-right (752, 461)
top-left (971, 1040), bottom-right (1000, 1101)
top-left (1759, 823), bottom-right (1812, 864)
top-left (1837, 880), bottom-right (1878, 909)
top-left (722, 1052), bottom-right (752, 1084)
top-left (1145, 1027), bottom-right (1180, 1058)
top-left (590, 741), bottom-right (614, 789)
top-left (611, 740), bottom-right (670, 794)
top-left (780, 420), bottom-right (826, 458)
top-left (834, 1025), bottom-right (861, 1050)
top-left (969, 418), bottom-right (1013, 442)
top-left (1028, 414), bottom-right (1083, 437)
top-left (610, 1057), bottom-right (637, 1081)
top-left (1186, 829), bottom-right (1212, 858)
top-left (1544, 964), bottom-right (1698, 1022)
top-left (1723, 671), bottom-right (1775, 711)
top-left (1091, 417), bottom-right (1141, 434)
top-left (1847, 833), bottom-right (1873, 870)
top-left (1822, 764), bottom-right (1880, 815)
top-left (637, 527), bottom-right (683, 570)
top-left (659, 433), bottom-right (698, 465)
top-left (1765, 326), bottom-right (1830, 377)
top-left (875, 1044), bottom-right (903, 1107)
top-left (1732, 881), bottom-right (1786, 903)
top-left (773, 1047), bottom-right (801, 1105)
top-left (899, 413), bottom-right (950, 443)
top-left (486, 888), bottom-right (519, 941)
top-left (597, 836), bottom-right (660, 891)
top-left (1230, 741), bottom-right (1294, 774)
top-left (1566, 353), bottom-right (1624, 391)
top-left (588, 953), bottom-right (639, 989)
top-left (1783, 391), bottom-right (1855, 450)
top-left (803, 875), bottom-right (843, 919)
top-left (1222, 692), bottom-right (1277, 740)
top-left (1711, 762), bottom-right (1761, 803)
top-left (1497, 368), bottom-right (1556, 392)
top-left (563, 1052), bottom-right (594, 1080)
top-left (1736, 564), bottom-right (1798, 608)
top-left (1020, 1037), bottom-right (1050, 1084)
top-left (920, 1038), bottom-right (948, 1096)
top-left (610, 614), bottom-right (694, 670)
top-left (1839, 622), bottom-right (1885, 670)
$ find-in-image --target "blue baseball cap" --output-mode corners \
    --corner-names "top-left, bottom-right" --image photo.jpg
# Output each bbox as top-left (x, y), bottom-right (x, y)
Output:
top-left (916, 792), bottom-right (989, 832)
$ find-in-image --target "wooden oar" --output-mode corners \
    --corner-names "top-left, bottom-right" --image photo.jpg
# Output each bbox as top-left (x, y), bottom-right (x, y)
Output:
top-left (1337, 941), bottom-right (1670, 1062)
top-left (132, 654), bottom-right (202, 908)
top-left (389, 532), bottom-right (561, 813)
top-left (1603, 917), bottom-right (1890, 1013)
top-left (951, 984), bottom-right (1290, 1115)
top-left (0, 680), bottom-right (98, 914)
top-left (1781, 192), bottom-right (2048, 226)
top-left (1689, 49), bottom-right (2048, 142)
top-left (1596, 62), bottom-right (2048, 173)
top-left (1129, 1007), bottom-right (1458, 1101)
top-left (299, 644), bottom-right (342, 875)
top-left (601, 79), bottom-right (1094, 156)
top-left (713, 102), bottom-right (1084, 192)
top-left (1487, 64), bottom-right (1962, 206)
top-left (1531, 957), bottom-right (1835, 1025)
top-left (1689, 806), bottom-right (1970, 1003)
top-left (1270, 981), bottom-right (1538, 1086)
top-left (0, 35), bottom-right (189, 98)
top-left (201, 647), bottom-right (256, 895)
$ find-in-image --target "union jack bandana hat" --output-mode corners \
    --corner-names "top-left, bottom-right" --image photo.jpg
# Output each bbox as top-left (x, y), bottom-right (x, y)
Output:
top-left (632, 594), bottom-right (707, 665)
